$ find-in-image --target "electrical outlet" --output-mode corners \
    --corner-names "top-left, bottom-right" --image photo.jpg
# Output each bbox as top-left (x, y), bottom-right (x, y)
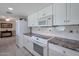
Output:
top-left (48, 28), bottom-right (52, 32)
top-left (69, 30), bottom-right (73, 33)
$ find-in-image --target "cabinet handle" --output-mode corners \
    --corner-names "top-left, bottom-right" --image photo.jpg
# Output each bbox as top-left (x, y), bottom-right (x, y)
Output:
top-left (48, 17), bottom-right (51, 20)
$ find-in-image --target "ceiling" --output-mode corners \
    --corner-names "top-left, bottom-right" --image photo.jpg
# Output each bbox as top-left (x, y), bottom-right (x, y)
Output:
top-left (0, 3), bottom-right (52, 19)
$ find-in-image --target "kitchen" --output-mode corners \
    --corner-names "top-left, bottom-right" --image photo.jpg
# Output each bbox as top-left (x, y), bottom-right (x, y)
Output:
top-left (0, 3), bottom-right (79, 56)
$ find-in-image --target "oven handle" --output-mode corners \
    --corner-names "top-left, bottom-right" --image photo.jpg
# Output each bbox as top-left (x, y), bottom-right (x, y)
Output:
top-left (35, 41), bottom-right (43, 44)
top-left (33, 40), bottom-right (47, 47)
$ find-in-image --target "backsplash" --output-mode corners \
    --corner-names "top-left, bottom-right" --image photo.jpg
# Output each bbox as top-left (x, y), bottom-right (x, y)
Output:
top-left (32, 27), bottom-right (53, 34)
top-left (65, 26), bottom-right (79, 34)
top-left (32, 26), bottom-right (79, 34)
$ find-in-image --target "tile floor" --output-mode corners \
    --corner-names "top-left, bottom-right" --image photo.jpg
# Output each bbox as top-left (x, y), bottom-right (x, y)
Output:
top-left (0, 36), bottom-right (32, 56)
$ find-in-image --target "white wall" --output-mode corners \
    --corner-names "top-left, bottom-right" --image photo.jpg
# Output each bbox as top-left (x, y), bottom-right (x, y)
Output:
top-left (0, 20), bottom-right (16, 35)
top-left (0, 21), bottom-right (16, 31)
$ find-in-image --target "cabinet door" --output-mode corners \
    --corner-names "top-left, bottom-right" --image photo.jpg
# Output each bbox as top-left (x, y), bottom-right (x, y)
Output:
top-left (17, 35), bottom-right (24, 47)
top-left (44, 5), bottom-right (53, 16)
top-left (38, 5), bottom-right (53, 19)
top-left (28, 38), bottom-right (33, 53)
top-left (49, 43), bottom-right (79, 56)
top-left (33, 13), bottom-right (38, 26)
top-left (23, 35), bottom-right (33, 53)
top-left (23, 35), bottom-right (30, 49)
top-left (53, 3), bottom-right (67, 25)
top-left (64, 48), bottom-right (79, 56)
top-left (41, 5), bottom-right (53, 17)
top-left (49, 48), bottom-right (64, 56)
top-left (28, 15), bottom-right (34, 26)
top-left (49, 43), bottom-right (65, 56)
top-left (28, 13), bottom-right (38, 27)
top-left (67, 3), bottom-right (79, 25)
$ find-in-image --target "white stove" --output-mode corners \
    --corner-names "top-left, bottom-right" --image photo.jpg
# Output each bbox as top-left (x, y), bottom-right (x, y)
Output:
top-left (31, 36), bottom-right (48, 56)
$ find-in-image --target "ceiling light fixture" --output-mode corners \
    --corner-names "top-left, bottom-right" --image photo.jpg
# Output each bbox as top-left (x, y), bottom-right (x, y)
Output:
top-left (8, 7), bottom-right (13, 10)
top-left (5, 18), bottom-right (10, 21)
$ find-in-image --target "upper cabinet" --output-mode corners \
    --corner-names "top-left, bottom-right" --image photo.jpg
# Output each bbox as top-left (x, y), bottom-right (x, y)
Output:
top-left (67, 3), bottom-right (79, 25)
top-left (28, 5), bottom-right (53, 27)
top-left (28, 3), bottom-right (79, 27)
top-left (38, 5), bottom-right (53, 26)
top-left (53, 3), bottom-right (67, 25)
top-left (38, 5), bottom-right (53, 19)
top-left (28, 13), bottom-right (38, 27)
top-left (53, 3), bottom-right (79, 25)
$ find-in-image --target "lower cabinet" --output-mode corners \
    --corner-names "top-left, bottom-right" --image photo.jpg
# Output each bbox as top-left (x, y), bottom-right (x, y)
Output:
top-left (49, 48), bottom-right (64, 56)
top-left (23, 35), bottom-right (33, 53)
top-left (49, 43), bottom-right (79, 56)
top-left (49, 43), bottom-right (65, 56)
top-left (16, 35), bottom-right (24, 47)
top-left (16, 35), bottom-right (79, 56)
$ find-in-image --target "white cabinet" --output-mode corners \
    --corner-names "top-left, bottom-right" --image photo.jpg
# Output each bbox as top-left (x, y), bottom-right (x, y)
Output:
top-left (49, 43), bottom-right (65, 56)
top-left (38, 5), bottom-right (53, 26)
top-left (28, 3), bottom-right (79, 26)
top-left (23, 35), bottom-right (33, 53)
top-left (16, 34), bottom-right (24, 47)
top-left (38, 5), bottom-right (53, 19)
top-left (28, 5), bottom-right (53, 27)
top-left (49, 48), bottom-right (64, 56)
top-left (28, 15), bottom-right (33, 27)
top-left (28, 13), bottom-right (38, 27)
top-left (63, 48), bottom-right (79, 56)
top-left (49, 43), bottom-right (79, 56)
top-left (53, 3), bottom-right (67, 25)
top-left (67, 3), bottom-right (79, 25)
top-left (53, 3), bottom-right (79, 25)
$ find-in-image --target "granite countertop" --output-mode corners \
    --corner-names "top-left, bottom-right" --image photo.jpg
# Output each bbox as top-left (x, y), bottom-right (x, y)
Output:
top-left (24, 32), bottom-right (79, 52)
top-left (49, 37), bottom-right (79, 52)
top-left (24, 33), bottom-right (52, 39)
top-left (24, 33), bottom-right (32, 36)
top-left (33, 31), bottom-right (79, 41)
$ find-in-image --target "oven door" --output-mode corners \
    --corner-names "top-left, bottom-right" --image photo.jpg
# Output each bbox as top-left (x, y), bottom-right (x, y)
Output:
top-left (33, 40), bottom-right (47, 56)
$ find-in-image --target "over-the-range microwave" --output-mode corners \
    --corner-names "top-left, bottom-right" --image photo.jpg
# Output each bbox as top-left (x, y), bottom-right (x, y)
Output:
top-left (38, 15), bottom-right (53, 26)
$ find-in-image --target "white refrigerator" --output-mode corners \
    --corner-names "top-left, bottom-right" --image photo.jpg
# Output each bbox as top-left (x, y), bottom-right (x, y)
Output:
top-left (16, 19), bottom-right (29, 47)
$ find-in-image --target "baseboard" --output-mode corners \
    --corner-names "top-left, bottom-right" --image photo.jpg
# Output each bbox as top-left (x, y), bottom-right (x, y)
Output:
top-left (23, 47), bottom-right (34, 56)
